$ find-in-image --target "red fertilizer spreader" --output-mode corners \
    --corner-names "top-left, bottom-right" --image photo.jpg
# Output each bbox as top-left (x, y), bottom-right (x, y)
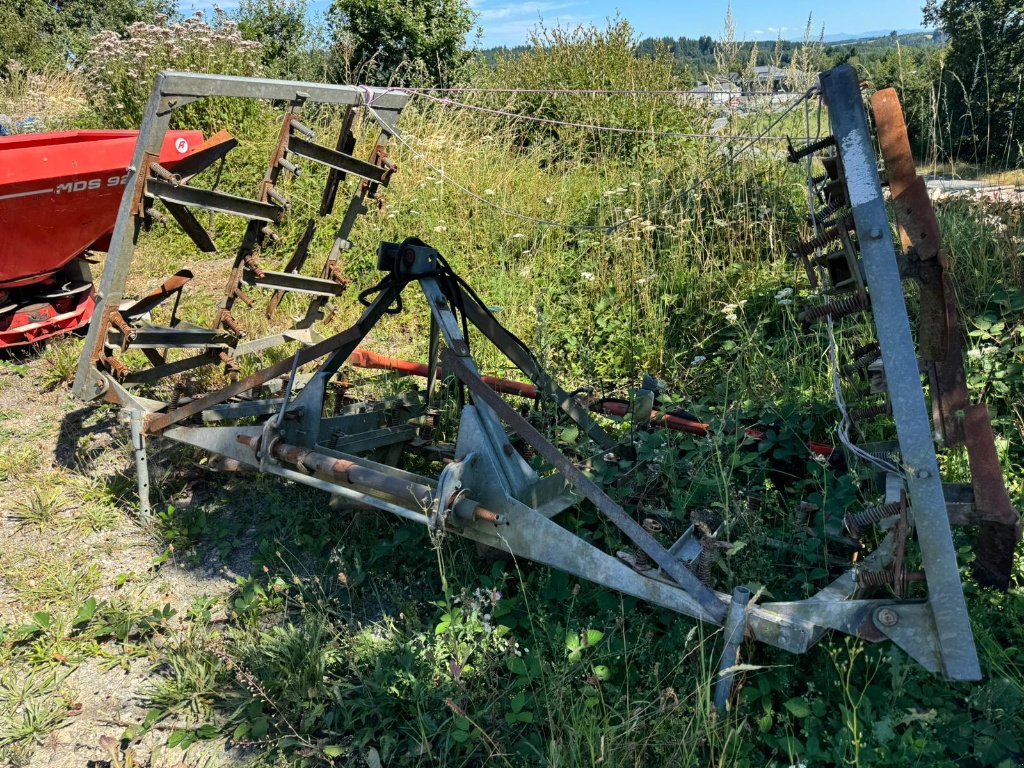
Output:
top-left (0, 129), bottom-right (211, 348)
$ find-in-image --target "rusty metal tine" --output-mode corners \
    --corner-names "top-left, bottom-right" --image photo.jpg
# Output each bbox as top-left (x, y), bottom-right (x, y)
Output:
top-left (963, 404), bottom-right (1022, 589)
top-left (146, 282), bottom-right (402, 433)
top-left (266, 219), bottom-right (317, 318)
top-left (320, 107), bottom-right (357, 216)
top-left (120, 270), bottom-right (194, 320)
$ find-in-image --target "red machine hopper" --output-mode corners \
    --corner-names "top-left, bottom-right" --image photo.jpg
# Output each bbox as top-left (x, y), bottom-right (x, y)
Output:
top-left (0, 129), bottom-right (205, 347)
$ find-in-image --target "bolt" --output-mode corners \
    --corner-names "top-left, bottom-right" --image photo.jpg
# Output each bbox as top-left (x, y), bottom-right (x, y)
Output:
top-left (916, 469), bottom-right (931, 479)
top-left (870, 227), bottom-right (883, 239)
top-left (875, 607), bottom-right (899, 627)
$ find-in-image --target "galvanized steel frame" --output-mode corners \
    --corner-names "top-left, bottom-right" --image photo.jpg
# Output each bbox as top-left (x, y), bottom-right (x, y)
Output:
top-left (73, 69), bottom-right (985, 692)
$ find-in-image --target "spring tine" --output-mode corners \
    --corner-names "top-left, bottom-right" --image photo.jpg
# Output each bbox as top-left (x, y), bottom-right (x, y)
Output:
top-left (289, 119), bottom-right (315, 139)
top-left (243, 252), bottom-right (265, 278)
top-left (266, 187), bottom-right (289, 208)
top-left (845, 499), bottom-right (904, 536)
top-left (794, 215), bottom-right (855, 256)
top-left (278, 156), bottom-right (301, 176)
top-left (787, 135), bottom-right (836, 163)
top-left (799, 293), bottom-right (870, 325)
top-left (850, 401), bottom-right (893, 423)
top-left (842, 342), bottom-right (881, 377)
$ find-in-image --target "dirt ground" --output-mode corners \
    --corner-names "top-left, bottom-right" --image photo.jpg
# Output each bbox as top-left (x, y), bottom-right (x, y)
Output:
top-left (0, 350), bottom-right (249, 767)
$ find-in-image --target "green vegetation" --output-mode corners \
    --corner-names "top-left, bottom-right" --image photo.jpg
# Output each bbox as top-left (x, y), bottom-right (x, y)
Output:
top-left (327, 0), bottom-right (476, 85)
top-left (1, 5), bottom-right (1024, 768)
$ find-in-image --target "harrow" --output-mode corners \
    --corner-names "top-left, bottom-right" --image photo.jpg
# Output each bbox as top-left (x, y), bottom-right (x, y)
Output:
top-left (71, 65), bottom-right (1018, 702)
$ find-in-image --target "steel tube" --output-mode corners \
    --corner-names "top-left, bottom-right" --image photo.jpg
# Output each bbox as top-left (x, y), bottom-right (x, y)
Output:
top-left (713, 585), bottom-right (752, 710)
top-left (243, 437), bottom-right (498, 524)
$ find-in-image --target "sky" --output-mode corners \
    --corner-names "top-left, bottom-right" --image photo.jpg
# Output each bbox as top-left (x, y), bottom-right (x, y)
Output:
top-left (181, 0), bottom-right (928, 49)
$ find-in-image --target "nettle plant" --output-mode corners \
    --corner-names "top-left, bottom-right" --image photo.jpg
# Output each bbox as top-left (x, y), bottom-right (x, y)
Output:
top-left (83, 12), bottom-right (264, 131)
top-left (966, 287), bottom-right (1024, 407)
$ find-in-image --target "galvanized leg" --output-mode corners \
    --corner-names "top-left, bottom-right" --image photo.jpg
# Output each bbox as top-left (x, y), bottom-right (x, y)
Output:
top-left (130, 409), bottom-right (152, 517)
top-left (713, 586), bottom-right (752, 710)
top-left (821, 64), bottom-right (980, 680)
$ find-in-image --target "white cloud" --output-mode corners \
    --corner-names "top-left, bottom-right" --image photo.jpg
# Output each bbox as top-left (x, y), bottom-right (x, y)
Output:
top-left (471, 0), bottom-right (592, 46)
top-left (478, 0), bottom-right (576, 20)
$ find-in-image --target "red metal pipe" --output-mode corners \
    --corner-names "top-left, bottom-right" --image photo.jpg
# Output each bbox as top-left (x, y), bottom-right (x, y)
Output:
top-left (346, 348), bottom-right (834, 458)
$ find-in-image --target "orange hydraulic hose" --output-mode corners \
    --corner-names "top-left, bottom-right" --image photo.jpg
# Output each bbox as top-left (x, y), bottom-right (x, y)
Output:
top-left (345, 348), bottom-right (834, 458)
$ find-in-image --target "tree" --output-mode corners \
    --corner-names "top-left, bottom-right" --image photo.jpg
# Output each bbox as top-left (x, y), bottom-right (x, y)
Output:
top-left (327, 0), bottom-right (476, 86)
top-left (237, 0), bottom-right (316, 78)
top-left (924, 0), bottom-right (1024, 163)
top-left (0, 0), bottom-right (174, 73)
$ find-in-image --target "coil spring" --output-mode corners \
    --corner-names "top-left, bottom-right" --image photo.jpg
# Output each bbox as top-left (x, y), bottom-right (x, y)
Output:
top-left (328, 263), bottom-right (349, 286)
top-left (109, 312), bottom-right (137, 343)
top-left (232, 286), bottom-right (255, 307)
top-left (690, 510), bottom-right (718, 588)
top-left (221, 312), bottom-right (245, 337)
top-left (864, 446), bottom-right (901, 465)
top-left (788, 135), bottom-right (836, 163)
top-left (243, 252), bottom-right (265, 278)
top-left (695, 546), bottom-right (714, 587)
top-left (794, 217), bottom-right (854, 256)
top-left (842, 342), bottom-right (881, 377)
top-left (850, 401), bottom-right (892, 422)
top-left (219, 351), bottom-right (240, 376)
top-left (845, 500), bottom-right (904, 536)
top-left (856, 567), bottom-right (925, 594)
top-left (806, 198), bottom-right (845, 225)
top-left (811, 172), bottom-right (830, 186)
top-left (169, 385), bottom-right (184, 410)
top-left (817, 205), bottom-right (852, 229)
top-left (102, 354), bottom-right (129, 379)
top-left (852, 340), bottom-right (881, 359)
top-left (799, 294), bottom-right (870, 325)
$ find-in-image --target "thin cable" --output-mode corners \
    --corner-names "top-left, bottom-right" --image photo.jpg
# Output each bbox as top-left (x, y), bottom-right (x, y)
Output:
top-left (801, 97), bottom-right (902, 476)
top-left (409, 89), bottom-right (816, 142)
top-left (366, 87), bottom-right (813, 233)
top-left (409, 86), bottom-right (807, 98)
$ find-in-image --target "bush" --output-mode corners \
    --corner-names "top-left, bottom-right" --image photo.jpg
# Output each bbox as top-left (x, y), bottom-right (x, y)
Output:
top-left (83, 11), bottom-right (265, 131)
top-left (474, 19), bottom-right (709, 160)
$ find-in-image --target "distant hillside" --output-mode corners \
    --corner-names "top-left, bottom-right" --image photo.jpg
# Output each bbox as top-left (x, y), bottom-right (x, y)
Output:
top-left (474, 30), bottom-right (943, 71)
top-left (827, 30), bottom-right (943, 48)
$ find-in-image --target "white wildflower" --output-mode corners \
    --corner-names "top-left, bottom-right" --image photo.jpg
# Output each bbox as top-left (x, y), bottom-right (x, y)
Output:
top-left (581, 271), bottom-right (595, 281)
top-left (967, 347), bottom-right (983, 360)
top-left (484, 188), bottom-right (495, 196)
top-left (691, 355), bottom-right (706, 366)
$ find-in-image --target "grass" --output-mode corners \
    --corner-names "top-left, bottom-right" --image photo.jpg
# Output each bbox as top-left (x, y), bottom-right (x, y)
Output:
top-left (10, 486), bottom-right (65, 529)
top-left (922, 161), bottom-right (1024, 186)
top-left (0, 64), bottom-right (93, 131)
top-left (1, 30), bottom-right (1023, 768)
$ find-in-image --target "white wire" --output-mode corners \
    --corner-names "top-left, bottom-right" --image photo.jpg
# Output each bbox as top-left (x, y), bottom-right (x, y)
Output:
top-left (365, 89), bottom-right (813, 233)
top-left (801, 97), bottom-right (903, 477)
